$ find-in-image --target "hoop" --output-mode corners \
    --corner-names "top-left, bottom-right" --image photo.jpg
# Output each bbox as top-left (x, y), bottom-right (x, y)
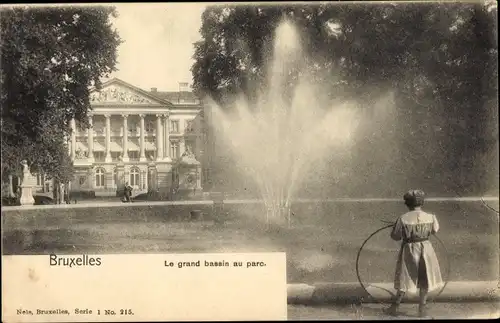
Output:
top-left (355, 224), bottom-right (450, 304)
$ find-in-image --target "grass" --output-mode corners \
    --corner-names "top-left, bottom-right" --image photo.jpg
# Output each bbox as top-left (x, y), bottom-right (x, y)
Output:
top-left (2, 200), bottom-right (498, 284)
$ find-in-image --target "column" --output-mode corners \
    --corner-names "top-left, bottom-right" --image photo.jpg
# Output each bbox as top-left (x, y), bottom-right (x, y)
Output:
top-left (156, 114), bottom-right (163, 161)
top-left (196, 165), bottom-right (202, 189)
top-left (65, 133), bottom-right (71, 156)
top-left (141, 170), bottom-right (146, 190)
top-left (195, 118), bottom-right (202, 160)
top-left (8, 174), bottom-right (14, 197)
top-left (70, 119), bottom-right (76, 160)
top-left (122, 114), bottom-right (129, 162)
top-left (87, 115), bottom-right (94, 162)
top-left (87, 168), bottom-right (93, 190)
top-left (139, 114), bottom-right (146, 162)
top-left (104, 171), bottom-right (111, 190)
top-left (163, 113), bottom-right (171, 161)
top-left (105, 114), bottom-right (112, 162)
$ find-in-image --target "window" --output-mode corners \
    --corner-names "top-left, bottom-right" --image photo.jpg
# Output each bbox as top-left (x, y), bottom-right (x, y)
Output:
top-left (95, 168), bottom-right (105, 188)
top-left (146, 121), bottom-right (155, 133)
top-left (129, 167), bottom-right (140, 188)
top-left (128, 121), bottom-right (137, 136)
top-left (170, 120), bottom-right (179, 133)
top-left (109, 152), bottom-right (119, 161)
top-left (94, 151), bottom-right (105, 162)
top-left (94, 122), bottom-right (105, 136)
top-left (128, 151), bottom-right (139, 160)
top-left (36, 174), bottom-right (44, 186)
top-left (170, 141), bottom-right (179, 159)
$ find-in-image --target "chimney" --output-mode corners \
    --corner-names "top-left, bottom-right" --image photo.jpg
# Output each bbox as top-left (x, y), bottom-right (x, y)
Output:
top-left (179, 82), bottom-right (189, 93)
top-left (151, 87), bottom-right (157, 93)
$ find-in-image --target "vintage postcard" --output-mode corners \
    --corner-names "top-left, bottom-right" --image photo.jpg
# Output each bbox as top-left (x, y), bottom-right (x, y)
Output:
top-left (1, 1), bottom-right (499, 321)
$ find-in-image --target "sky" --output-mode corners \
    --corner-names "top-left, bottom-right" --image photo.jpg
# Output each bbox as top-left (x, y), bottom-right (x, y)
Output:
top-left (106, 3), bottom-right (209, 92)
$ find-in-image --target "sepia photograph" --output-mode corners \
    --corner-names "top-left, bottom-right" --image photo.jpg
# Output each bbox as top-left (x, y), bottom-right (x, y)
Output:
top-left (1, 1), bottom-right (499, 321)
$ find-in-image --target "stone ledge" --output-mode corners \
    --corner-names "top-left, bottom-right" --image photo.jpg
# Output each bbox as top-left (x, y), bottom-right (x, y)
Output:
top-left (287, 281), bottom-right (500, 304)
top-left (3, 197), bottom-right (498, 211)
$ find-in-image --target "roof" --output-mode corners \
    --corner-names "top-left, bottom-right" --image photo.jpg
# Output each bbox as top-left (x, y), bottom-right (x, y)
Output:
top-left (92, 78), bottom-right (173, 106)
top-left (149, 91), bottom-right (200, 105)
top-left (92, 78), bottom-right (202, 107)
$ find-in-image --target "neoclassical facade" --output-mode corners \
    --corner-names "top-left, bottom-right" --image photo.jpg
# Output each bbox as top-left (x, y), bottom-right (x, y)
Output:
top-left (67, 78), bottom-right (206, 197)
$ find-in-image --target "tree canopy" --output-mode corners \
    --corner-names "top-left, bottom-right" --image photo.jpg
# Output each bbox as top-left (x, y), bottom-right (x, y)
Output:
top-left (192, 2), bottom-right (498, 196)
top-left (1, 5), bottom-right (121, 182)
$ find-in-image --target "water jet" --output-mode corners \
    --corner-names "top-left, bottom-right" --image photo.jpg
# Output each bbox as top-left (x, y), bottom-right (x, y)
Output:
top-left (208, 20), bottom-right (359, 227)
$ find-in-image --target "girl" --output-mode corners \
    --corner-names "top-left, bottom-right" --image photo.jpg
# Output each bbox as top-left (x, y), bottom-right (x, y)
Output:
top-left (386, 189), bottom-right (444, 318)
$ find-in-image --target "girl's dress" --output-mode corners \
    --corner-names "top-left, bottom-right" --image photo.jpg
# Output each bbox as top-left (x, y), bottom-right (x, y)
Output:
top-left (391, 210), bottom-right (444, 293)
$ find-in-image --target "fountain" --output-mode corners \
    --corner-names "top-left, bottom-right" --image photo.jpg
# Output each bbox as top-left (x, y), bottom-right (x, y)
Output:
top-left (208, 20), bottom-right (360, 227)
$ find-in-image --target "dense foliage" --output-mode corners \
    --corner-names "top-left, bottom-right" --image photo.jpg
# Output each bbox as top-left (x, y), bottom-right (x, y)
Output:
top-left (192, 2), bottom-right (498, 196)
top-left (1, 6), bottom-right (121, 182)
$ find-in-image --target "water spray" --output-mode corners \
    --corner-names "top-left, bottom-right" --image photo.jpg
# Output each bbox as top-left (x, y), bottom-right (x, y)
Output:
top-left (209, 20), bottom-right (359, 228)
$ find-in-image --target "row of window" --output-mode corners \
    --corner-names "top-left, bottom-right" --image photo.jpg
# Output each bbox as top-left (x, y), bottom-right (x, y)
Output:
top-left (35, 168), bottom-right (140, 189)
top-left (93, 167), bottom-right (141, 188)
top-left (38, 165), bottom-right (205, 192)
top-left (79, 141), bottom-right (189, 161)
top-left (78, 120), bottom-right (193, 135)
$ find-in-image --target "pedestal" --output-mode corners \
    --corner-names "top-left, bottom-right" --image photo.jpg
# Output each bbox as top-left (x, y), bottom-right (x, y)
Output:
top-left (156, 162), bottom-right (173, 194)
top-left (19, 185), bottom-right (35, 206)
top-left (19, 160), bottom-right (35, 206)
top-left (59, 183), bottom-right (65, 204)
top-left (176, 165), bottom-right (202, 200)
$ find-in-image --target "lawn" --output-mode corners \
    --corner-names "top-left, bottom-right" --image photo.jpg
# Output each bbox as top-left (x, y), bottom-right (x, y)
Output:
top-left (2, 200), bottom-right (498, 284)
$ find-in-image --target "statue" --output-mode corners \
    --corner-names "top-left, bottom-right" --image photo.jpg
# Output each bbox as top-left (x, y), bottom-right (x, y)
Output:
top-left (90, 92), bottom-right (99, 102)
top-left (110, 87), bottom-right (118, 99)
top-left (182, 146), bottom-right (195, 159)
top-left (21, 160), bottom-right (29, 174)
top-left (76, 148), bottom-right (84, 159)
top-left (90, 86), bottom-right (153, 103)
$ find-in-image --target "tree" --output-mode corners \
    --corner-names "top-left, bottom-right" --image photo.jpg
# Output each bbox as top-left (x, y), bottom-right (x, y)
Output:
top-left (1, 5), bottom-right (121, 183)
top-left (192, 3), bottom-right (498, 196)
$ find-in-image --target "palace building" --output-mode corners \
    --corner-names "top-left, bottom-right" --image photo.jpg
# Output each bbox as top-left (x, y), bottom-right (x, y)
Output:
top-left (33, 78), bottom-right (208, 198)
top-left (69, 78), bottom-right (208, 197)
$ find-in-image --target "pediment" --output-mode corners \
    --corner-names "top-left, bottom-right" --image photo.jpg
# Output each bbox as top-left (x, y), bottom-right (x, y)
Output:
top-left (90, 79), bottom-right (169, 105)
